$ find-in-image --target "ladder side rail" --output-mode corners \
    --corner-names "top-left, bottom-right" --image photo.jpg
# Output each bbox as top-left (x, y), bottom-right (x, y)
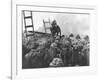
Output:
top-left (43, 20), bottom-right (47, 33)
top-left (23, 11), bottom-right (27, 33)
top-left (30, 11), bottom-right (35, 37)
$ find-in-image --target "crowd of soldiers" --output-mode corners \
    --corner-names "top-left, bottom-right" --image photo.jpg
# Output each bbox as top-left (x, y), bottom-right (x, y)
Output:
top-left (22, 33), bottom-right (89, 68)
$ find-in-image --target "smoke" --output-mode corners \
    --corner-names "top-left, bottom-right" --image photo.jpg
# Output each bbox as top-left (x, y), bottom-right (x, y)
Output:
top-left (55, 13), bottom-right (90, 35)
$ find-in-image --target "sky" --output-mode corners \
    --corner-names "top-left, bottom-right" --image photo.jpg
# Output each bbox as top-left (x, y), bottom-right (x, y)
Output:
top-left (23, 11), bottom-right (90, 36)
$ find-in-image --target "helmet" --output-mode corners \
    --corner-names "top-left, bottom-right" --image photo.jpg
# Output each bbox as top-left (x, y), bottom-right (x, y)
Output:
top-left (52, 20), bottom-right (57, 25)
top-left (55, 36), bottom-right (60, 40)
top-left (50, 42), bottom-right (57, 48)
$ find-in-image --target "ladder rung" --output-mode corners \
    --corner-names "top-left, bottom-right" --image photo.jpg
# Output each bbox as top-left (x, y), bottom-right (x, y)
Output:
top-left (44, 21), bottom-right (50, 23)
top-left (28, 31), bottom-right (34, 33)
top-left (25, 25), bottom-right (33, 28)
top-left (24, 16), bottom-right (32, 19)
top-left (26, 33), bottom-right (34, 36)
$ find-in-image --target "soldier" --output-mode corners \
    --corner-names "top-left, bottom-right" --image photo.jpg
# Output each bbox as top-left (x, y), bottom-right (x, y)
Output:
top-left (72, 34), bottom-right (83, 66)
top-left (62, 41), bottom-right (73, 66)
top-left (50, 20), bottom-right (61, 37)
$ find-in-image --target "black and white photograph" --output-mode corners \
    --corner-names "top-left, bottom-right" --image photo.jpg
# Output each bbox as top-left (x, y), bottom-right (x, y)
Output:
top-left (22, 10), bottom-right (90, 69)
top-left (11, 2), bottom-right (97, 80)
top-left (0, 0), bottom-right (99, 80)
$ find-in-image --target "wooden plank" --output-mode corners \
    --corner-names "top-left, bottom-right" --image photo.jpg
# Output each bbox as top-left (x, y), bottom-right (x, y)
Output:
top-left (24, 16), bottom-right (32, 19)
top-left (25, 25), bottom-right (33, 28)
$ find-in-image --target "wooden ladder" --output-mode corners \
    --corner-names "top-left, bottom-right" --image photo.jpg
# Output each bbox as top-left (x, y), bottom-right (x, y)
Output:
top-left (43, 18), bottom-right (51, 34)
top-left (23, 10), bottom-right (35, 37)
